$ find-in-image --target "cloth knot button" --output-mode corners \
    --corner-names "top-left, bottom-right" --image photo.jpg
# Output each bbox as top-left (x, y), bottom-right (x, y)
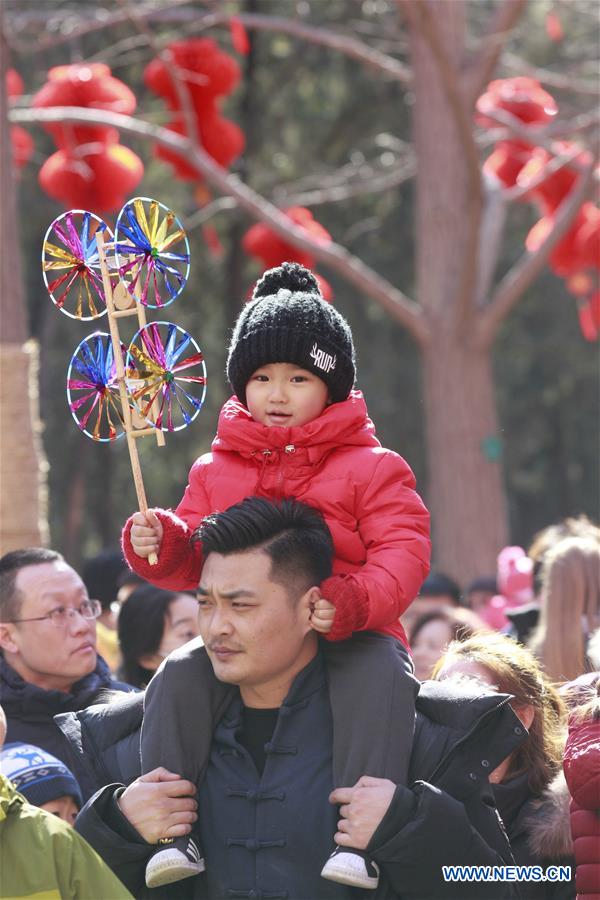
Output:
top-left (245, 839), bottom-right (261, 851)
top-left (481, 759), bottom-right (490, 768)
top-left (469, 772), bottom-right (478, 781)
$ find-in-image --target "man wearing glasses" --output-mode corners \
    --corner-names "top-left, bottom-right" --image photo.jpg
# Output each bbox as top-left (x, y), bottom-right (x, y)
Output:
top-left (0, 548), bottom-right (132, 782)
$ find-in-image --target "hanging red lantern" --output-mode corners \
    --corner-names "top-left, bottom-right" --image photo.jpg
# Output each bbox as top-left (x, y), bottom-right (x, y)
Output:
top-left (476, 77), bottom-right (558, 129)
top-left (526, 203), bottom-right (600, 278)
top-left (32, 63), bottom-right (136, 148)
top-left (154, 110), bottom-right (245, 181)
top-left (483, 141), bottom-right (534, 188)
top-left (517, 143), bottom-right (593, 213)
top-left (243, 207), bottom-right (333, 299)
top-left (144, 39), bottom-right (240, 110)
top-left (7, 69), bottom-right (34, 169)
top-left (39, 143), bottom-right (143, 212)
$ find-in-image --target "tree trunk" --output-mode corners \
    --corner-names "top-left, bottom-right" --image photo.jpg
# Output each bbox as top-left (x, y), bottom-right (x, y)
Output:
top-left (407, 0), bottom-right (509, 582)
top-left (422, 337), bottom-right (508, 582)
top-left (0, 24), bottom-right (49, 552)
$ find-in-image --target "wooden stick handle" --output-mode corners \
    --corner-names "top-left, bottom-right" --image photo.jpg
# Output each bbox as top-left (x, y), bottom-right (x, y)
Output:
top-left (96, 232), bottom-right (158, 566)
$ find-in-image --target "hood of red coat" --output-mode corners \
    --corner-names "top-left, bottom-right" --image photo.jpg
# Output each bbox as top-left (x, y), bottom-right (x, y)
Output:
top-left (213, 390), bottom-right (380, 462)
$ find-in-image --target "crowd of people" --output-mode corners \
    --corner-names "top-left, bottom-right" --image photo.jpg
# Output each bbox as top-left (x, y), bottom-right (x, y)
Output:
top-left (0, 262), bottom-right (598, 900)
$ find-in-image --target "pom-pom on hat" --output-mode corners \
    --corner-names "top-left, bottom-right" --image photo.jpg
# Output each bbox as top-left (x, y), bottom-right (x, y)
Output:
top-left (226, 262), bottom-right (356, 406)
top-left (0, 743), bottom-right (82, 809)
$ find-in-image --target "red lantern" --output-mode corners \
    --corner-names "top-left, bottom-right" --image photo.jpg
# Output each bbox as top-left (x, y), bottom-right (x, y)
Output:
top-left (483, 141), bottom-right (534, 188)
top-left (155, 111), bottom-right (245, 181)
top-left (243, 207), bottom-right (333, 298)
top-left (517, 144), bottom-right (592, 213)
top-left (144, 39), bottom-right (240, 110)
top-left (32, 63), bottom-right (136, 148)
top-left (39, 143), bottom-right (143, 212)
top-left (526, 203), bottom-right (600, 278)
top-left (476, 77), bottom-right (558, 129)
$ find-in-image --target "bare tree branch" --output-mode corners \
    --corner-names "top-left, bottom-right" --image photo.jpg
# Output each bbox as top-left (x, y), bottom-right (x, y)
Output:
top-left (474, 160), bottom-right (596, 348)
top-left (502, 51), bottom-right (600, 97)
top-left (463, 0), bottom-right (527, 106)
top-left (6, 4), bottom-right (412, 83)
top-left (480, 108), bottom-right (596, 167)
top-left (11, 104), bottom-right (430, 345)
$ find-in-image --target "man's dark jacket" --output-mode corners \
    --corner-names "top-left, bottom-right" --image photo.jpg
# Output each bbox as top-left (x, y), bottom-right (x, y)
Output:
top-left (59, 655), bottom-right (525, 900)
top-left (0, 653), bottom-right (132, 777)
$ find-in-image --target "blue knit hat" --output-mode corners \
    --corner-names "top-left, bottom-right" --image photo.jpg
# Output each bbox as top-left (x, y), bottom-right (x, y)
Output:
top-left (0, 743), bottom-right (82, 809)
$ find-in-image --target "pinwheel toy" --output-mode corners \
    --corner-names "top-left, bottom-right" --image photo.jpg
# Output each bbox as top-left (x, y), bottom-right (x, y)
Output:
top-left (67, 332), bottom-right (125, 441)
top-left (42, 210), bottom-right (113, 320)
top-left (114, 197), bottom-right (190, 308)
top-left (43, 198), bottom-right (205, 566)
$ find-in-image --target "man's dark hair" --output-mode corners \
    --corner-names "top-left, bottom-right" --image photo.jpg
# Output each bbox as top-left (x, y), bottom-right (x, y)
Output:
top-left (193, 497), bottom-right (334, 595)
top-left (0, 548), bottom-right (64, 622)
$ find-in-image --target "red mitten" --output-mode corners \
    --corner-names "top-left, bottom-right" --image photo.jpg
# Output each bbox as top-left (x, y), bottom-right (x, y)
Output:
top-left (121, 508), bottom-right (198, 583)
top-left (320, 576), bottom-right (369, 642)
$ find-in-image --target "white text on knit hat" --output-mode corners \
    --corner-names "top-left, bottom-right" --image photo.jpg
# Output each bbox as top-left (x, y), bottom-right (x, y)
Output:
top-left (310, 343), bottom-right (336, 374)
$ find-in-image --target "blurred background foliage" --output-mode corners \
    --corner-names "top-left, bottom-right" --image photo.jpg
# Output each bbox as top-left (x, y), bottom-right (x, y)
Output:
top-left (6, 0), bottom-right (599, 572)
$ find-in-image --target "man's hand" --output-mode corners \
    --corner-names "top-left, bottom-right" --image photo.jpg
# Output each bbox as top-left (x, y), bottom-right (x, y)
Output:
top-left (130, 510), bottom-right (164, 559)
top-left (117, 767), bottom-right (197, 844)
top-left (310, 597), bottom-right (336, 634)
top-left (330, 776), bottom-right (396, 850)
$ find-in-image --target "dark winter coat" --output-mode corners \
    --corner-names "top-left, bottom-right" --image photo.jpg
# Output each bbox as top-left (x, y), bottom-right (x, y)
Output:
top-left (0, 653), bottom-right (133, 786)
top-left (60, 657), bottom-right (525, 900)
top-left (495, 771), bottom-right (575, 900)
top-left (122, 392), bottom-right (430, 644)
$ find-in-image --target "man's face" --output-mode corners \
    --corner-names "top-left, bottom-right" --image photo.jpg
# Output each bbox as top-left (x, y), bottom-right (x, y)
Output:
top-left (197, 549), bottom-right (317, 707)
top-left (0, 561), bottom-right (97, 693)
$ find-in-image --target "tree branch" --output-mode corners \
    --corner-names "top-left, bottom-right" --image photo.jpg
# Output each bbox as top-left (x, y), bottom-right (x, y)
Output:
top-left (11, 105), bottom-right (430, 345)
top-left (6, 4), bottom-right (412, 83)
top-left (463, 0), bottom-right (527, 106)
top-left (474, 160), bottom-right (596, 348)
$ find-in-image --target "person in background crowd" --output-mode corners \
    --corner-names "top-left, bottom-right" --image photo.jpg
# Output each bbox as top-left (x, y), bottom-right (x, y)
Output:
top-left (82, 548), bottom-right (129, 673)
top-left (0, 704), bottom-right (133, 899)
top-left (0, 548), bottom-right (132, 770)
top-left (562, 675), bottom-right (600, 900)
top-left (116, 568), bottom-right (146, 606)
top-left (464, 575), bottom-right (498, 613)
top-left (529, 536), bottom-right (600, 683)
top-left (507, 515), bottom-right (600, 645)
top-left (434, 633), bottom-right (575, 900)
top-left (476, 547), bottom-right (534, 633)
top-left (400, 571), bottom-right (461, 635)
top-left (409, 607), bottom-right (488, 682)
top-left (118, 585), bottom-right (201, 689)
top-left (0, 741), bottom-right (83, 826)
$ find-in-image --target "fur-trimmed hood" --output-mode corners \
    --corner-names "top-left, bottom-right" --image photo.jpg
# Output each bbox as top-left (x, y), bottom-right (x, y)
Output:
top-left (523, 770), bottom-right (573, 859)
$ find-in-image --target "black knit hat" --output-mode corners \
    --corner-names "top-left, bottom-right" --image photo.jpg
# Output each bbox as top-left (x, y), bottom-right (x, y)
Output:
top-left (0, 743), bottom-right (83, 809)
top-left (227, 262), bottom-right (356, 405)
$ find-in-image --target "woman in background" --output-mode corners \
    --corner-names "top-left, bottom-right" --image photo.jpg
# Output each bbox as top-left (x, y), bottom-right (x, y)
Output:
top-left (434, 632), bottom-right (574, 900)
top-left (409, 606), bottom-right (487, 681)
top-left (117, 585), bottom-right (200, 689)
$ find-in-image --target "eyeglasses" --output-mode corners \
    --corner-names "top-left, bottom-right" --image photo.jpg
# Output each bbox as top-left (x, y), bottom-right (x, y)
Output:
top-left (6, 599), bottom-right (102, 628)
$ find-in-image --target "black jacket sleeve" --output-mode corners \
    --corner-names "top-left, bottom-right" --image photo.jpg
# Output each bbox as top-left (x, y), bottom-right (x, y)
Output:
top-left (75, 784), bottom-right (154, 897)
top-left (368, 782), bottom-right (521, 899)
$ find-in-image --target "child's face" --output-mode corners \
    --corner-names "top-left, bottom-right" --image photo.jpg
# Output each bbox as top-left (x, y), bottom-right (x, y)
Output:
top-left (39, 794), bottom-right (79, 827)
top-left (246, 363), bottom-right (329, 428)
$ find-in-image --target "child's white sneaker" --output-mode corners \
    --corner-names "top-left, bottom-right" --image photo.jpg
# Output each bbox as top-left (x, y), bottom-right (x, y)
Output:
top-left (145, 835), bottom-right (205, 888)
top-left (321, 847), bottom-right (380, 890)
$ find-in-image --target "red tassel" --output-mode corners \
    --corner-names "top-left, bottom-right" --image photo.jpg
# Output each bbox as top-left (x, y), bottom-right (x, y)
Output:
top-left (230, 18), bottom-right (250, 55)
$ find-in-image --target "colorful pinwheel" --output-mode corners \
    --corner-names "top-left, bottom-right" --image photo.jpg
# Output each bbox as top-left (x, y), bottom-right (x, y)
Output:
top-left (42, 210), bottom-right (113, 320)
top-left (67, 332), bottom-right (126, 441)
top-left (125, 322), bottom-right (206, 431)
top-left (114, 197), bottom-right (190, 308)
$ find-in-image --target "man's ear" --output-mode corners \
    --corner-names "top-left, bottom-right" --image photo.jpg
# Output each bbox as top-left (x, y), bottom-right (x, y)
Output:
top-left (298, 585), bottom-right (321, 631)
top-left (0, 623), bottom-right (19, 655)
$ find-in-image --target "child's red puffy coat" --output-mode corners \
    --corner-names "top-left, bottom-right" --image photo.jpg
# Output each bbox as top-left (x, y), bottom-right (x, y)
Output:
top-left (563, 711), bottom-right (600, 899)
top-left (122, 391), bottom-right (430, 645)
